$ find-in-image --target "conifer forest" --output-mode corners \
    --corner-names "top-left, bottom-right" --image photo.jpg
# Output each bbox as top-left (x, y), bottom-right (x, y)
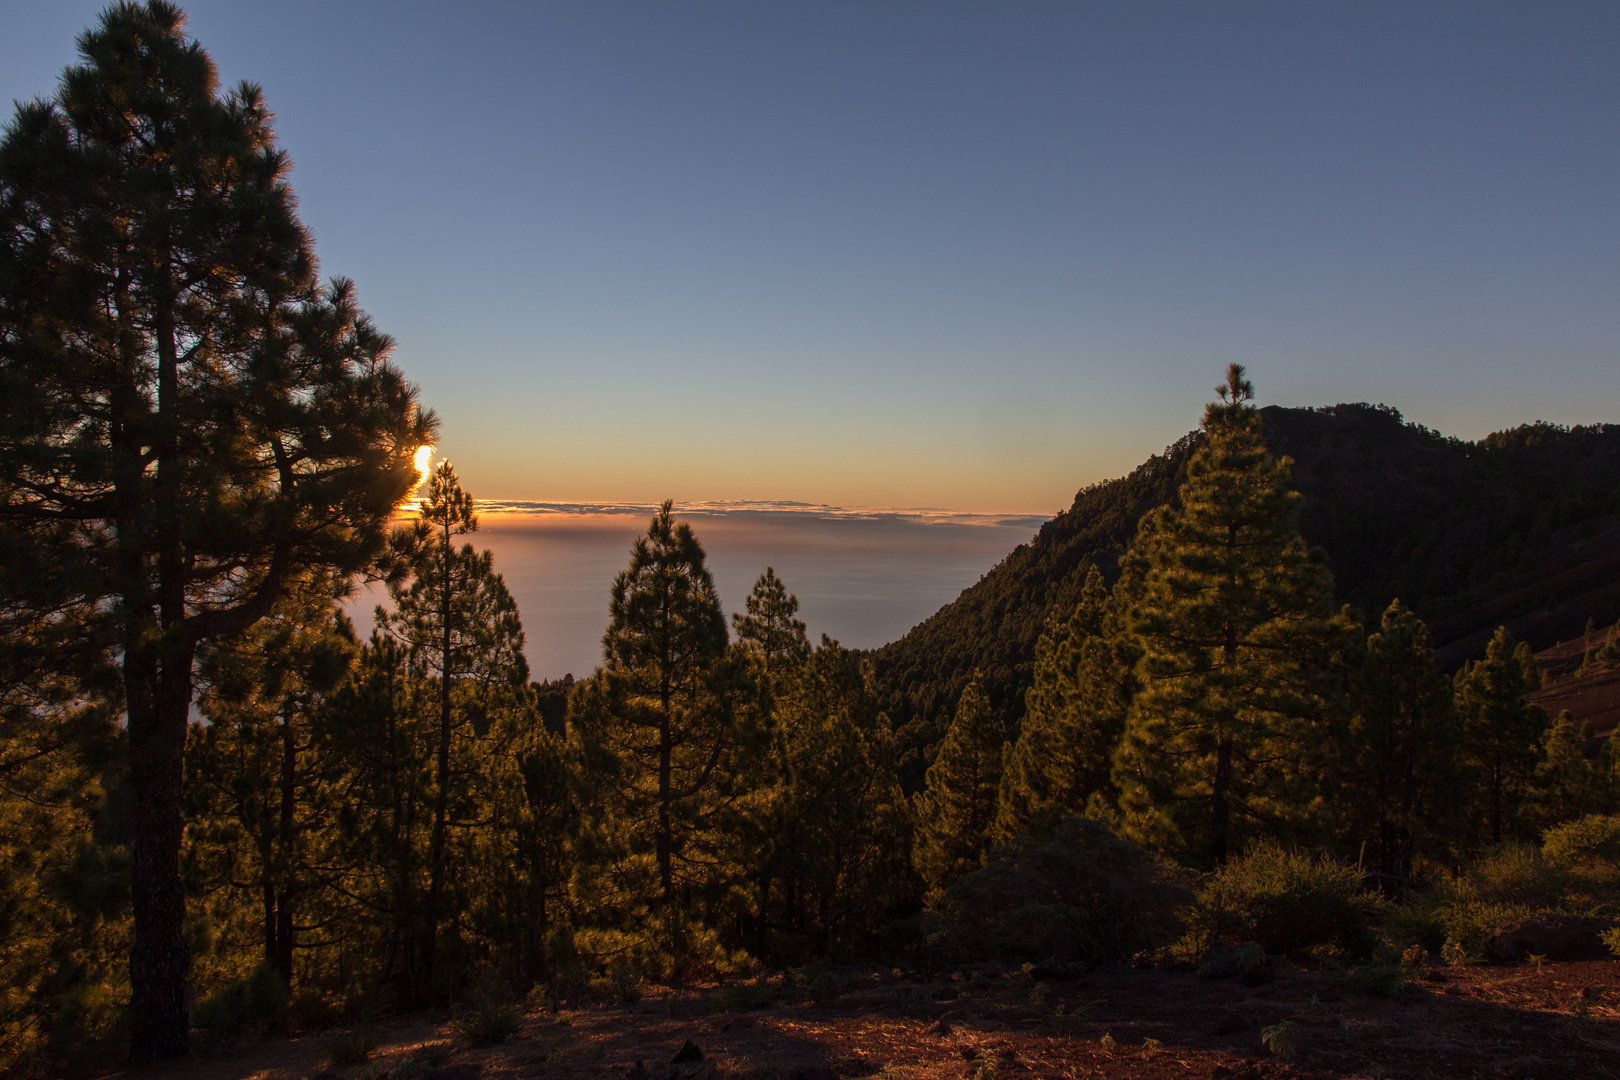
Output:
top-left (4, 5), bottom-right (1620, 1079)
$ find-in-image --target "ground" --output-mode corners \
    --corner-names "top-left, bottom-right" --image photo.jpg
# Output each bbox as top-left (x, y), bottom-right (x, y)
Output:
top-left (103, 959), bottom-right (1620, 1080)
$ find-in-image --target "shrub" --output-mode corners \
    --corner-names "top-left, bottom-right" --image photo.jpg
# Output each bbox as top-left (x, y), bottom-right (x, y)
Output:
top-left (1544, 815), bottom-right (1620, 866)
top-left (453, 971), bottom-right (523, 1047)
top-left (1384, 841), bottom-right (1616, 959)
top-left (938, 816), bottom-right (1189, 966)
top-left (1182, 845), bottom-right (1382, 960)
top-left (192, 963), bottom-right (288, 1048)
top-left (325, 1020), bottom-right (380, 1067)
top-left (709, 979), bottom-right (779, 1012)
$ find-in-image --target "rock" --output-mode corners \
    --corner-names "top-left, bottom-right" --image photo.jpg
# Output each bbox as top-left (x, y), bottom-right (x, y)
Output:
top-left (672, 1040), bottom-right (705, 1065)
top-left (1485, 914), bottom-right (1617, 962)
top-left (426, 1066), bottom-right (482, 1080)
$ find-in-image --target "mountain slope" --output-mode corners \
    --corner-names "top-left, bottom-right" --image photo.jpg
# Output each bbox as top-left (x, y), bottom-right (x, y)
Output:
top-left (869, 404), bottom-right (1620, 787)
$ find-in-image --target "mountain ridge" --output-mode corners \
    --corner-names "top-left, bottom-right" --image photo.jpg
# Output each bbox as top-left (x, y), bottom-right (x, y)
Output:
top-left (868, 403), bottom-right (1620, 787)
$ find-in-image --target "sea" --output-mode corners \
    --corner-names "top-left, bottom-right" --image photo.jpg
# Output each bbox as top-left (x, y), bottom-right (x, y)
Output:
top-left (347, 501), bottom-right (1049, 681)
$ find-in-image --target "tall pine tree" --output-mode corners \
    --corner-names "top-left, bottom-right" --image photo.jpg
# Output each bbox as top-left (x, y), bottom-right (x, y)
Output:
top-left (0, 3), bottom-right (430, 1056)
top-left (993, 567), bottom-right (1133, 843)
top-left (913, 677), bottom-right (1004, 903)
top-left (378, 462), bottom-right (529, 1001)
top-left (1335, 599), bottom-right (1461, 895)
top-left (1111, 365), bottom-right (1353, 867)
top-left (569, 502), bottom-right (744, 970)
top-left (1454, 626), bottom-right (1547, 845)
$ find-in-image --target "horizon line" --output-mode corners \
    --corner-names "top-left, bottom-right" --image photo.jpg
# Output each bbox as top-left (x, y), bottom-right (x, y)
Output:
top-left (402, 497), bottom-right (1053, 529)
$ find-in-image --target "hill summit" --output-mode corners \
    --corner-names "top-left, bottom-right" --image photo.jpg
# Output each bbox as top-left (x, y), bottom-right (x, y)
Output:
top-left (869, 403), bottom-right (1620, 786)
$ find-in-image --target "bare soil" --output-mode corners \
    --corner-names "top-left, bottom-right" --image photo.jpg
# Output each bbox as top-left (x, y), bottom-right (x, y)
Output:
top-left (105, 959), bottom-right (1620, 1080)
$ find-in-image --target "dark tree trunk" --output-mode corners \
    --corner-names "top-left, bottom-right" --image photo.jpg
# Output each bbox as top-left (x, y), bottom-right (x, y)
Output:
top-left (1211, 734), bottom-right (1234, 866)
top-left (272, 712), bottom-right (298, 987)
top-left (423, 528), bottom-right (455, 999)
top-left (127, 636), bottom-right (196, 1063)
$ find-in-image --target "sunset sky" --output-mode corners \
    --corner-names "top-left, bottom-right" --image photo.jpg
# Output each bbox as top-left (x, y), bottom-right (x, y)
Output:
top-left (5, 1), bottom-right (1619, 515)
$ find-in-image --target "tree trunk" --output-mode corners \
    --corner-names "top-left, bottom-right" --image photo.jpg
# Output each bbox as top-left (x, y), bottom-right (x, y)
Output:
top-left (127, 637), bottom-right (195, 1063)
top-left (1210, 735), bottom-right (1234, 866)
top-left (273, 711), bottom-right (298, 987)
top-left (423, 531), bottom-right (454, 998)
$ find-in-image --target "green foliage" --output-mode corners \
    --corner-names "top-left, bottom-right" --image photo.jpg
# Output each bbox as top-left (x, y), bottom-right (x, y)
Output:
top-left (873, 399), bottom-right (1620, 814)
top-left (913, 678), bottom-right (1005, 902)
top-left (0, 1), bottom-right (430, 1059)
top-left (1389, 842), bottom-right (1620, 959)
top-left (1260, 1020), bottom-right (1301, 1060)
top-left (994, 568), bottom-right (1133, 844)
top-left (733, 568), bottom-right (812, 713)
top-left (1455, 627), bottom-right (1548, 845)
top-left (191, 964), bottom-right (288, 1049)
top-left (1543, 814), bottom-right (1620, 866)
top-left (1334, 599), bottom-right (1462, 895)
top-left (1182, 845), bottom-right (1382, 959)
top-left (1114, 366), bottom-right (1356, 866)
top-left (326, 1019), bottom-right (381, 1067)
top-left (709, 979), bottom-right (780, 1012)
top-left (1532, 712), bottom-right (1611, 827)
top-left (452, 980), bottom-right (522, 1047)
top-left (569, 501), bottom-right (747, 970)
top-left (1337, 961), bottom-right (1409, 999)
top-left (748, 635), bottom-right (915, 962)
top-left (921, 816), bottom-right (1186, 967)
top-left (869, 433), bottom-right (1197, 791)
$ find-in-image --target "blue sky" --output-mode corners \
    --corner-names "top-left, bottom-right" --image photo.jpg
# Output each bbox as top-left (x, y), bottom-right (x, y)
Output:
top-left (5, 1), bottom-right (1618, 512)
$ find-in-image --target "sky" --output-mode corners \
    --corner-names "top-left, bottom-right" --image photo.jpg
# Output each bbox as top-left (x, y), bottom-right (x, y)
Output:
top-left (4, 1), bottom-right (1619, 515)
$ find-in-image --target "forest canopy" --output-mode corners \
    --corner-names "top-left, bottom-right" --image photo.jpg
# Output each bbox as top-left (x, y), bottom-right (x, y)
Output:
top-left (3, 4), bottom-right (1619, 1076)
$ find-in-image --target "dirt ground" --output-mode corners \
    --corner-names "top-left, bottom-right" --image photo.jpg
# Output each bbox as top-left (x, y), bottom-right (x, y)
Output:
top-left (102, 958), bottom-right (1620, 1080)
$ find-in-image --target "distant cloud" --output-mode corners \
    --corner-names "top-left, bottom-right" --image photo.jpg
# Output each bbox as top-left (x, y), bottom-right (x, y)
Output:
top-left (469, 499), bottom-right (1049, 529)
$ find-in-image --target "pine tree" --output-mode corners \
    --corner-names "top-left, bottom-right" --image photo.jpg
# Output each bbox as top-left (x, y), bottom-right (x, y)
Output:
top-left (188, 575), bottom-right (358, 990)
top-left (993, 567), bottom-right (1133, 844)
top-left (732, 567), bottom-right (811, 720)
top-left (913, 677), bottom-right (1004, 903)
top-left (0, 4), bottom-right (430, 1056)
top-left (1336, 599), bottom-right (1461, 895)
top-left (378, 462), bottom-right (529, 1001)
top-left (750, 636), bottom-right (912, 959)
top-left (569, 501), bottom-right (741, 967)
top-left (0, 597), bottom-right (123, 1064)
top-left (1532, 710), bottom-right (1609, 827)
top-left (1111, 365), bottom-right (1354, 867)
top-left (1455, 626), bottom-right (1548, 845)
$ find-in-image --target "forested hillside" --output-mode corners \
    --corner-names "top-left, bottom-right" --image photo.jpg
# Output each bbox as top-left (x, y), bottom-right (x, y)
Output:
top-left (871, 404), bottom-right (1620, 779)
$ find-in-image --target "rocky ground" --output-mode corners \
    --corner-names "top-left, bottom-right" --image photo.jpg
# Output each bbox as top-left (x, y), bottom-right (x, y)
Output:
top-left (106, 958), bottom-right (1620, 1080)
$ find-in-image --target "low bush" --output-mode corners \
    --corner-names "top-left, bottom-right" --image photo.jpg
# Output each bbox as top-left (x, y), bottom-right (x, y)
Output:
top-left (709, 979), bottom-right (780, 1012)
top-left (1385, 841), bottom-right (1620, 960)
top-left (919, 816), bottom-right (1188, 967)
top-left (453, 974), bottom-right (523, 1047)
top-left (1544, 815), bottom-right (1620, 867)
top-left (325, 1020), bottom-right (380, 1067)
top-left (191, 963), bottom-right (287, 1048)
top-left (1181, 845), bottom-right (1382, 960)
